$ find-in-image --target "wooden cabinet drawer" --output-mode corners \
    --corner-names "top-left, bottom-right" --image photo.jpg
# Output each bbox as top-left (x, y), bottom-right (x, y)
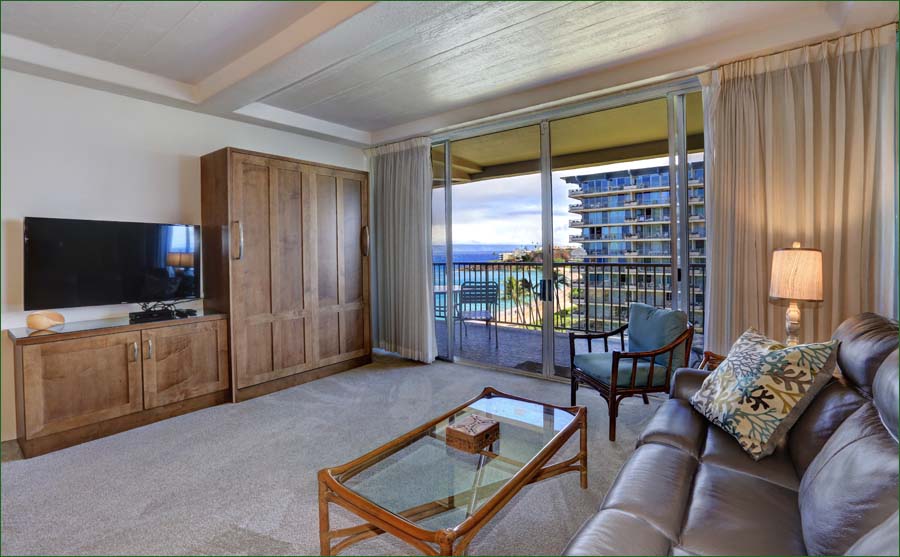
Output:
top-left (22, 331), bottom-right (143, 439)
top-left (141, 320), bottom-right (229, 409)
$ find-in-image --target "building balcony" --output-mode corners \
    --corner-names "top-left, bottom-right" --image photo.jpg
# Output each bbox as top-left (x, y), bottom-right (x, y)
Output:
top-left (570, 184), bottom-right (671, 199)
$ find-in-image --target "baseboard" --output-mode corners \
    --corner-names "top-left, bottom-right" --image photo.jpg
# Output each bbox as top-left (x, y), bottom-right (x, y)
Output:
top-left (235, 355), bottom-right (372, 402)
top-left (1, 439), bottom-right (24, 462)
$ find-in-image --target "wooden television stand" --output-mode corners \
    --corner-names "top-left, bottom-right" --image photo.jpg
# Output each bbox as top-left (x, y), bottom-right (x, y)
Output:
top-left (8, 312), bottom-right (229, 458)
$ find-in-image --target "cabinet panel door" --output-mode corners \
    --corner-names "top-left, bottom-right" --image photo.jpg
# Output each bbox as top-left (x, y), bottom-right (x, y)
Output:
top-left (269, 159), bottom-right (310, 374)
top-left (142, 320), bottom-right (228, 409)
top-left (231, 153), bottom-right (275, 388)
top-left (338, 175), bottom-right (370, 356)
top-left (22, 331), bottom-right (143, 439)
top-left (307, 167), bottom-right (370, 365)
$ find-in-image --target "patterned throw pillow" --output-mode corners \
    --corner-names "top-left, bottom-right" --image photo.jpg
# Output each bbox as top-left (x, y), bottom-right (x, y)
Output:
top-left (691, 329), bottom-right (839, 460)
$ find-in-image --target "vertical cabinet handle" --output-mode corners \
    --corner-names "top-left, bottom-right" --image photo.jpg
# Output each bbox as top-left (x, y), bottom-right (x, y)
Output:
top-left (232, 220), bottom-right (244, 260)
top-left (146, 339), bottom-right (153, 360)
top-left (132, 342), bottom-right (138, 362)
top-left (360, 225), bottom-right (370, 257)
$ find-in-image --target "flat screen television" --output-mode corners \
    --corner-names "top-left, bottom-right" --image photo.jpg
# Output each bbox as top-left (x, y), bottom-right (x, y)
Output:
top-left (24, 217), bottom-right (201, 310)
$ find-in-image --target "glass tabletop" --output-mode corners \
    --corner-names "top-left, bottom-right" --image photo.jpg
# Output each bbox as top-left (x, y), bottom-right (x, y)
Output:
top-left (332, 392), bottom-right (577, 531)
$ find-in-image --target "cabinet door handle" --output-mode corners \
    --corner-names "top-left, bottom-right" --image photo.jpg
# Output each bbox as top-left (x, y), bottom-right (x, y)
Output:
top-left (146, 338), bottom-right (153, 360)
top-left (132, 342), bottom-right (138, 362)
top-left (232, 220), bottom-right (244, 260)
top-left (360, 225), bottom-right (370, 257)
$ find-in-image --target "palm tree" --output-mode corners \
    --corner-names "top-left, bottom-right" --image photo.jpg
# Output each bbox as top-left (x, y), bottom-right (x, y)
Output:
top-left (503, 276), bottom-right (526, 324)
top-left (552, 269), bottom-right (569, 329)
top-left (552, 270), bottom-right (568, 312)
top-left (520, 277), bottom-right (545, 327)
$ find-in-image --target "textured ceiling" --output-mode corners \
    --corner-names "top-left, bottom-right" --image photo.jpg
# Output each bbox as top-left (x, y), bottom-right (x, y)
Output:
top-left (0, 1), bottom-right (322, 83)
top-left (261, 1), bottom-right (807, 131)
top-left (1, 1), bottom-right (896, 145)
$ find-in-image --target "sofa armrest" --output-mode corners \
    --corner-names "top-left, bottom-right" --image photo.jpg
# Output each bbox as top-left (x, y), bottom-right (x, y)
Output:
top-left (670, 368), bottom-right (711, 400)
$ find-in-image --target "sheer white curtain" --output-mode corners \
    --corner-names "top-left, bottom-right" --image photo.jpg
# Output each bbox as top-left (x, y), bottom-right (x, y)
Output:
top-left (366, 137), bottom-right (437, 362)
top-left (701, 24), bottom-right (897, 353)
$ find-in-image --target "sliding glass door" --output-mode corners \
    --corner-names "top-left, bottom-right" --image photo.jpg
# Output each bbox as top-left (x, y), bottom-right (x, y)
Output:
top-left (445, 125), bottom-right (547, 373)
top-left (431, 143), bottom-right (451, 360)
top-left (433, 87), bottom-right (704, 378)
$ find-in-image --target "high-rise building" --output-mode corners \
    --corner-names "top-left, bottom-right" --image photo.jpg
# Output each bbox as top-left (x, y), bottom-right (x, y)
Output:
top-left (565, 159), bottom-right (705, 331)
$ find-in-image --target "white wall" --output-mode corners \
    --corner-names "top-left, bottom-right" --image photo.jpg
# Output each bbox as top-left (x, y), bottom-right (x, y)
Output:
top-left (0, 69), bottom-right (367, 442)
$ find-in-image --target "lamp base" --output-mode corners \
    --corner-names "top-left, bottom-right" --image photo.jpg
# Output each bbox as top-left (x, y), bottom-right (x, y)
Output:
top-left (784, 301), bottom-right (800, 346)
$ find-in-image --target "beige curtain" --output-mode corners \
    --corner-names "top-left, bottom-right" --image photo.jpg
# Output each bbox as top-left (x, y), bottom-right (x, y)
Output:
top-left (366, 137), bottom-right (437, 362)
top-left (701, 24), bottom-right (897, 353)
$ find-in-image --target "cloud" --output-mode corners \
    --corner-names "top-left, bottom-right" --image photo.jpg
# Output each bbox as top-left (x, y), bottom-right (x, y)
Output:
top-left (446, 171), bottom-right (584, 245)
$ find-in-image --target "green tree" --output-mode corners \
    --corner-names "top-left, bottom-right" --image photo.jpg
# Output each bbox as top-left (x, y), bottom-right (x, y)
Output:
top-left (503, 276), bottom-right (526, 324)
top-left (519, 277), bottom-right (538, 326)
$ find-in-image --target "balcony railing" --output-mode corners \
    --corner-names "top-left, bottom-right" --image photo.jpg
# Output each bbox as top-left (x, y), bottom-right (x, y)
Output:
top-left (433, 261), bottom-right (705, 334)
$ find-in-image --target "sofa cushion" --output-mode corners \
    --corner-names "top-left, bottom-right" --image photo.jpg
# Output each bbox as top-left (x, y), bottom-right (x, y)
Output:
top-left (628, 302), bottom-right (689, 369)
top-left (638, 398), bottom-right (707, 458)
top-left (845, 511), bottom-right (899, 556)
top-left (679, 464), bottom-right (806, 556)
top-left (601, 443), bottom-right (698, 540)
top-left (798, 402), bottom-right (900, 555)
top-left (573, 352), bottom-right (666, 388)
top-left (670, 368), bottom-right (711, 400)
top-left (701, 425), bottom-right (799, 491)
top-left (873, 349), bottom-right (898, 441)
top-left (564, 509), bottom-right (672, 556)
top-left (787, 379), bottom-right (867, 476)
top-left (831, 312), bottom-right (899, 395)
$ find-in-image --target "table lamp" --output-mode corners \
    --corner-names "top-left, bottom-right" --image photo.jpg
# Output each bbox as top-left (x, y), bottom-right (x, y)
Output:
top-left (166, 252), bottom-right (194, 268)
top-left (769, 242), bottom-right (823, 345)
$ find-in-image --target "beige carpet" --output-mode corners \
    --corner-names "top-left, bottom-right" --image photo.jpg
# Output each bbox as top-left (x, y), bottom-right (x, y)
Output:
top-left (0, 354), bottom-right (661, 556)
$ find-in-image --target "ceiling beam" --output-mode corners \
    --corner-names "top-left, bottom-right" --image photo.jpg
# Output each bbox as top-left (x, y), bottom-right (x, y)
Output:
top-left (195, 2), bottom-right (374, 107)
top-left (0, 33), bottom-right (196, 105)
top-left (233, 103), bottom-right (371, 147)
top-left (432, 154), bottom-right (483, 174)
top-left (431, 164), bottom-right (473, 184)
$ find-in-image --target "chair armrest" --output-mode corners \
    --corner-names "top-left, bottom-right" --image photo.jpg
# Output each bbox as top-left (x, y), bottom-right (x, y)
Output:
top-left (610, 326), bottom-right (694, 390)
top-left (670, 368), bottom-right (711, 400)
top-left (568, 325), bottom-right (627, 366)
top-left (698, 350), bottom-right (726, 370)
top-left (568, 324), bottom-right (628, 341)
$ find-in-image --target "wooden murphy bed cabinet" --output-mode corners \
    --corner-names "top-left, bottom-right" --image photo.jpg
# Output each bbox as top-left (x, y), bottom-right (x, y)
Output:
top-left (200, 148), bottom-right (371, 401)
top-left (9, 314), bottom-right (229, 457)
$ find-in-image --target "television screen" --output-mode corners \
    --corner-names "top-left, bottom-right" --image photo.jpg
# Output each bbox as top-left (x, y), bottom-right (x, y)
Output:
top-left (24, 217), bottom-right (201, 310)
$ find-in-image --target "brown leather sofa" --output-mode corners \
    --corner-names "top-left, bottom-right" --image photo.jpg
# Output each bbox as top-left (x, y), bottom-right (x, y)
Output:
top-left (565, 313), bottom-right (899, 556)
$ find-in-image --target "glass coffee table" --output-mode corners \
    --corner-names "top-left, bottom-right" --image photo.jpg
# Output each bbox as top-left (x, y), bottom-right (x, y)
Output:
top-left (317, 387), bottom-right (587, 555)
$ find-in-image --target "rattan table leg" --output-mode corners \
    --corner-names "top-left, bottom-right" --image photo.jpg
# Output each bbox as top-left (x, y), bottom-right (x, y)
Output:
top-left (580, 412), bottom-right (589, 489)
top-left (318, 478), bottom-right (332, 556)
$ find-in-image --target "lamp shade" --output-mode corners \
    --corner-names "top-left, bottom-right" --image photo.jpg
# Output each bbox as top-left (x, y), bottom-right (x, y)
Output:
top-left (769, 242), bottom-right (823, 302)
top-left (166, 252), bottom-right (194, 267)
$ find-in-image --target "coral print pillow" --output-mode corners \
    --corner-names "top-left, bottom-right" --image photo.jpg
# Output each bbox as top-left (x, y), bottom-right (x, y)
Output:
top-left (691, 329), bottom-right (838, 460)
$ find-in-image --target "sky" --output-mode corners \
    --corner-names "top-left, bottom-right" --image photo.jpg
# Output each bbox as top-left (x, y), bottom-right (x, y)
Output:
top-left (437, 156), bottom-right (680, 246)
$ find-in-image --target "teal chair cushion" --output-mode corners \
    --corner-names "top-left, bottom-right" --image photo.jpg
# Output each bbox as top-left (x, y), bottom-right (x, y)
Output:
top-left (627, 303), bottom-right (689, 369)
top-left (573, 352), bottom-right (667, 388)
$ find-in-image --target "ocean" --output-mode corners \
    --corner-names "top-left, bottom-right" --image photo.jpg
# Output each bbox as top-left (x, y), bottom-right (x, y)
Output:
top-left (432, 243), bottom-right (538, 264)
top-left (431, 244), bottom-right (547, 317)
